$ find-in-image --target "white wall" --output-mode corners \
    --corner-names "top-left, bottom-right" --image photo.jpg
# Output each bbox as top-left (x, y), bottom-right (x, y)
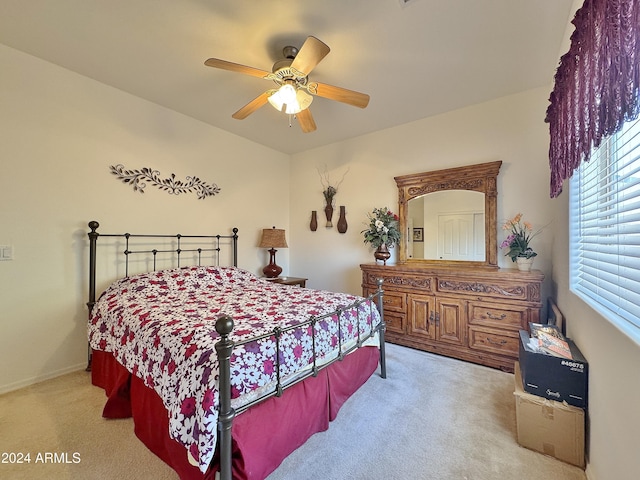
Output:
top-left (0, 44), bottom-right (290, 393)
top-left (552, 142), bottom-right (640, 480)
top-left (289, 87), bottom-right (557, 297)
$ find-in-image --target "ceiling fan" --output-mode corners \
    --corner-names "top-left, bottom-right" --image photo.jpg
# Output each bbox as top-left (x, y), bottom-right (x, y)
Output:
top-left (204, 36), bottom-right (370, 133)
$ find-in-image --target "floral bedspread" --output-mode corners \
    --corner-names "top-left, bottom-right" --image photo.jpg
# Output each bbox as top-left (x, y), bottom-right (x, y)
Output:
top-left (88, 266), bottom-right (381, 473)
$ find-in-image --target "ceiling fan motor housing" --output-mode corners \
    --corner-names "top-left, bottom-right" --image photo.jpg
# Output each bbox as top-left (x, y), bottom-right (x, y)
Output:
top-left (271, 46), bottom-right (307, 84)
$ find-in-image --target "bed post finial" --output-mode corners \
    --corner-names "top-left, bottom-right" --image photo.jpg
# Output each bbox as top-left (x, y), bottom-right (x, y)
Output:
top-left (375, 278), bottom-right (387, 379)
top-left (86, 221), bottom-right (101, 371)
top-left (232, 227), bottom-right (239, 267)
top-left (215, 315), bottom-right (235, 480)
top-left (215, 315), bottom-right (234, 337)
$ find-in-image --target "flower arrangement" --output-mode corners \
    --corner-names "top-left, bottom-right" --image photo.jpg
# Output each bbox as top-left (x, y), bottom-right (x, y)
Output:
top-left (323, 185), bottom-right (337, 205)
top-left (500, 213), bottom-right (543, 262)
top-left (362, 207), bottom-right (401, 248)
top-left (318, 166), bottom-right (349, 206)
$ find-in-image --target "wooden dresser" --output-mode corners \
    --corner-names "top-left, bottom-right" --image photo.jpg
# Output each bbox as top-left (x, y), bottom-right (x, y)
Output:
top-left (361, 263), bottom-right (544, 372)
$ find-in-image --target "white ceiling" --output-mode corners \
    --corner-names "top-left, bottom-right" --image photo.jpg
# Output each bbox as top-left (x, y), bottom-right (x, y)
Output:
top-left (0, 0), bottom-right (574, 155)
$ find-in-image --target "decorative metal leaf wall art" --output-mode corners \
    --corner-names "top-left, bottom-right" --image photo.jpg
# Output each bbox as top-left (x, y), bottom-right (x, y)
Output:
top-left (109, 164), bottom-right (221, 199)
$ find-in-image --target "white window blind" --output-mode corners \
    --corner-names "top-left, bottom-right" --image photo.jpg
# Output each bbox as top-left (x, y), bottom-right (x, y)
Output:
top-left (570, 116), bottom-right (640, 337)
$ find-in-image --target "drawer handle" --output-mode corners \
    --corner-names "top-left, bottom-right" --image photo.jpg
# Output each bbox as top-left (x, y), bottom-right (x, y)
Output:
top-left (486, 337), bottom-right (507, 346)
top-left (485, 312), bottom-right (506, 320)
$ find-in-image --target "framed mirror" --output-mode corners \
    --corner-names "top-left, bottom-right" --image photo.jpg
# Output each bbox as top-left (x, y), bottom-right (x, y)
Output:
top-left (395, 161), bottom-right (501, 268)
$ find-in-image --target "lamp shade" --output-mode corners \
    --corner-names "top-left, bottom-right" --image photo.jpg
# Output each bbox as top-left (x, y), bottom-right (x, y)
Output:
top-left (259, 227), bottom-right (288, 249)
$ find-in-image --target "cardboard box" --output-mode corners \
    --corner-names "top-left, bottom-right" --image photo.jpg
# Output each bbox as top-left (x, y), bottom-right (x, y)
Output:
top-left (518, 330), bottom-right (588, 408)
top-left (514, 362), bottom-right (585, 468)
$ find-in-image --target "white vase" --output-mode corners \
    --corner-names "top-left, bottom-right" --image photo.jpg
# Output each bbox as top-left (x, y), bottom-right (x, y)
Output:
top-left (516, 256), bottom-right (534, 272)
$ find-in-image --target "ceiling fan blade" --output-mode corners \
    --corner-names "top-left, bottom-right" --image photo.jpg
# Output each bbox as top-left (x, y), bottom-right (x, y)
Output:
top-left (310, 82), bottom-right (370, 109)
top-left (290, 36), bottom-right (330, 76)
top-left (204, 58), bottom-right (270, 80)
top-left (232, 92), bottom-right (270, 119)
top-left (296, 109), bottom-right (317, 133)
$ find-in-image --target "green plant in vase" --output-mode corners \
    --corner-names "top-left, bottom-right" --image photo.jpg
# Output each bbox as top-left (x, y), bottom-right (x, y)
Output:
top-left (362, 207), bottom-right (401, 264)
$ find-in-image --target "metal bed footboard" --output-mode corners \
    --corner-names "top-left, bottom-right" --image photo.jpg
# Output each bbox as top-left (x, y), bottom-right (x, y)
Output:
top-left (214, 279), bottom-right (386, 480)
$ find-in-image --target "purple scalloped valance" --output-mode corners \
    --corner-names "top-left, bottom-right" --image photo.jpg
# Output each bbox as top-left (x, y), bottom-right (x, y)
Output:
top-left (546, 0), bottom-right (640, 198)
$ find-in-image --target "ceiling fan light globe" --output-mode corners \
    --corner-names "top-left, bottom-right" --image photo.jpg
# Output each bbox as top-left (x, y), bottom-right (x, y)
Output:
top-left (268, 84), bottom-right (312, 115)
top-left (268, 90), bottom-right (297, 114)
top-left (279, 84), bottom-right (297, 105)
top-left (267, 84), bottom-right (295, 112)
top-left (284, 104), bottom-right (302, 114)
top-left (296, 89), bottom-right (313, 111)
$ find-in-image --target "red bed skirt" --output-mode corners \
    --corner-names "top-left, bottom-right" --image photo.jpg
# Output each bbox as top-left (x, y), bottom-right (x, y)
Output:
top-left (91, 346), bottom-right (380, 480)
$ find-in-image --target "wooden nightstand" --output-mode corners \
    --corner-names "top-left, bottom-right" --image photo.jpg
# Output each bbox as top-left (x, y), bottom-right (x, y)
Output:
top-left (266, 276), bottom-right (307, 288)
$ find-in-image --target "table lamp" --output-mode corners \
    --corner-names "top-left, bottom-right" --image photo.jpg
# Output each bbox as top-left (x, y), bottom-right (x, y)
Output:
top-left (258, 226), bottom-right (288, 278)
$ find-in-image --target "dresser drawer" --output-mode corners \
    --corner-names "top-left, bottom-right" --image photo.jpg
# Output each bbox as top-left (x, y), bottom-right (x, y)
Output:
top-left (468, 301), bottom-right (527, 330)
top-left (437, 277), bottom-right (530, 302)
top-left (381, 290), bottom-right (406, 313)
top-left (383, 311), bottom-right (406, 335)
top-left (365, 288), bottom-right (407, 313)
top-left (468, 326), bottom-right (520, 357)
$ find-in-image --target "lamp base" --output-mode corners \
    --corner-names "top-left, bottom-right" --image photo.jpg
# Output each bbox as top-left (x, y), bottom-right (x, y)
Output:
top-left (262, 248), bottom-right (282, 278)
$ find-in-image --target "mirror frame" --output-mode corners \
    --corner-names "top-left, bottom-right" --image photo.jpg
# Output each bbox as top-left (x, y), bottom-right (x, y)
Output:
top-left (395, 161), bottom-right (502, 268)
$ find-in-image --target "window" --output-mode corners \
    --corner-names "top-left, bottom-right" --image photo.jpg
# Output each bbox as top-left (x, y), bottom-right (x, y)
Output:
top-left (570, 117), bottom-right (640, 340)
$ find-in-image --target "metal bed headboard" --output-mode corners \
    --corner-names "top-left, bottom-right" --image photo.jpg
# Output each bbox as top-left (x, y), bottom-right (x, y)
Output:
top-left (86, 220), bottom-right (239, 369)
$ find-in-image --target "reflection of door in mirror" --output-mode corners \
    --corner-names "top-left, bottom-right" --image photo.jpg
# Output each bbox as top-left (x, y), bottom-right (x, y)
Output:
top-left (408, 190), bottom-right (485, 260)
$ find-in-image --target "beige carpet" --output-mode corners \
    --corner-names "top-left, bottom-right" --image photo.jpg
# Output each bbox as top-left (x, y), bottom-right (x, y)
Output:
top-left (0, 344), bottom-right (587, 480)
top-left (0, 367), bottom-right (174, 480)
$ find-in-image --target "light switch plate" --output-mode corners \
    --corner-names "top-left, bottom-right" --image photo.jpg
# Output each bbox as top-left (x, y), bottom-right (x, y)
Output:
top-left (0, 245), bottom-right (13, 261)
